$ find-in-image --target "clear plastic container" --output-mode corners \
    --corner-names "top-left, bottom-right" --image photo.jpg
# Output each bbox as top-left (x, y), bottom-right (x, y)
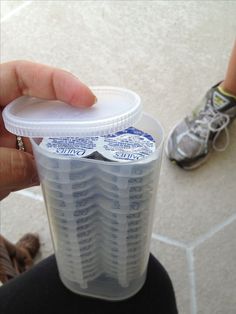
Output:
top-left (3, 87), bottom-right (164, 301)
top-left (32, 113), bottom-right (163, 299)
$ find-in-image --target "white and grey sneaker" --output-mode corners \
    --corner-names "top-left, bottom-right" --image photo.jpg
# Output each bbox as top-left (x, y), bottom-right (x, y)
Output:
top-left (166, 83), bottom-right (236, 169)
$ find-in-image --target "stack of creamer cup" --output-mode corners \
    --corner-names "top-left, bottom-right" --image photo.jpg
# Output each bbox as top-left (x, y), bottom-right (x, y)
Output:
top-left (37, 127), bottom-right (157, 290)
top-left (2, 87), bottom-right (164, 300)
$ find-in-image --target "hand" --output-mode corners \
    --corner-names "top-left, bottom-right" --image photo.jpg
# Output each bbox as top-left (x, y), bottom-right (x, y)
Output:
top-left (0, 60), bottom-right (96, 200)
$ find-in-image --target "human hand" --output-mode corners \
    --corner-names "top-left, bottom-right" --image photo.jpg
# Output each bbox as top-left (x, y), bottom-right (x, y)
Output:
top-left (0, 60), bottom-right (96, 200)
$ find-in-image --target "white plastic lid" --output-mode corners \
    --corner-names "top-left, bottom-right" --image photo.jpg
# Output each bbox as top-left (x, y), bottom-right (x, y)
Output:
top-left (2, 86), bottom-right (142, 137)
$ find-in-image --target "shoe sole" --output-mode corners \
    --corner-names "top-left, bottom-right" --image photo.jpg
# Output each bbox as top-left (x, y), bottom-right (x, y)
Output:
top-left (165, 121), bottom-right (210, 170)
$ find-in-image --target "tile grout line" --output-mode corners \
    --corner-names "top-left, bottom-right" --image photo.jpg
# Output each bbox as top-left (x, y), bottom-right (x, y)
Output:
top-left (151, 233), bottom-right (188, 249)
top-left (0, 1), bottom-right (33, 23)
top-left (186, 248), bottom-right (197, 314)
top-left (189, 212), bottom-right (236, 249)
top-left (152, 234), bottom-right (198, 314)
top-left (16, 190), bottom-right (44, 202)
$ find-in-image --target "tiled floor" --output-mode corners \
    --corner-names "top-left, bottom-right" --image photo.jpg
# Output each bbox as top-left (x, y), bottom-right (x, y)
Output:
top-left (1, 1), bottom-right (236, 313)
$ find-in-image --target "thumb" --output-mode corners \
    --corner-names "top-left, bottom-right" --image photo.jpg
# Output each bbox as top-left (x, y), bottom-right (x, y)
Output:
top-left (0, 147), bottom-right (39, 192)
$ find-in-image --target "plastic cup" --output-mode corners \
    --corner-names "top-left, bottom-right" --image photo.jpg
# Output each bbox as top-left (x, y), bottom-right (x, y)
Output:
top-left (3, 87), bottom-right (164, 300)
top-left (98, 171), bottom-right (155, 189)
top-left (31, 113), bottom-right (163, 300)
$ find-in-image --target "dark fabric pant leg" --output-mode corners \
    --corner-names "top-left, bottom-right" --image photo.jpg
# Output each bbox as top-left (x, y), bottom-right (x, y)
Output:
top-left (0, 254), bottom-right (178, 314)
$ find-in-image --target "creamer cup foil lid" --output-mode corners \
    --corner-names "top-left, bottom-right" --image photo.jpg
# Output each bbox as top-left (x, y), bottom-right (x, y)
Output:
top-left (40, 127), bottom-right (156, 162)
top-left (2, 87), bottom-right (142, 137)
top-left (102, 127), bottom-right (155, 161)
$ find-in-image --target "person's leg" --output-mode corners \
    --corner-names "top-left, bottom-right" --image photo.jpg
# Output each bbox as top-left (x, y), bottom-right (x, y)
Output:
top-left (166, 40), bottom-right (236, 170)
top-left (221, 41), bottom-right (236, 95)
top-left (0, 254), bottom-right (178, 314)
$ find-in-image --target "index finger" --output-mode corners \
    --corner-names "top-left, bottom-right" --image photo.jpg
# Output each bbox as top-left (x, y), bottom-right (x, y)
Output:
top-left (0, 60), bottom-right (96, 107)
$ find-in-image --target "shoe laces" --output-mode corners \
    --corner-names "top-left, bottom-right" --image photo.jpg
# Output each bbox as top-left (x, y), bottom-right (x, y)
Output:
top-left (191, 106), bottom-right (230, 151)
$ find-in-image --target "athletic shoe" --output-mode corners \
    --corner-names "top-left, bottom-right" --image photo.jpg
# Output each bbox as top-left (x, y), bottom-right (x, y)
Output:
top-left (165, 83), bottom-right (236, 169)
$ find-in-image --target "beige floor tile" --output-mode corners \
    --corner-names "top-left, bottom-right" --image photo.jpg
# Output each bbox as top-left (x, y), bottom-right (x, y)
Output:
top-left (151, 239), bottom-right (190, 314)
top-left (153, 135), bottom-right (236, 242)
top-left (0, 193), bottom-right (53, 260)
top-left (194, 220), bottom-right (236, 314)
top-left (23, 186), bottom-right (43, 196)
top-left (1, 0), bottom-right (29, 20)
